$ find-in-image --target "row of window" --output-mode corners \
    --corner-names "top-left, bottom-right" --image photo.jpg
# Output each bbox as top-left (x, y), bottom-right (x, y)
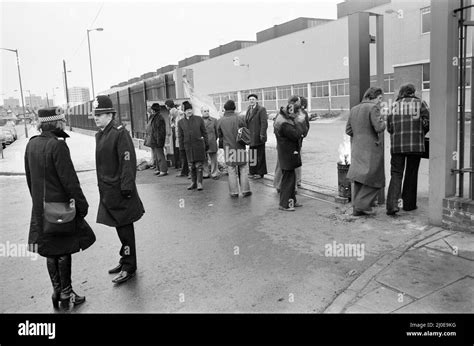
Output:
top-left (211, 75), bottom-right (395, 105)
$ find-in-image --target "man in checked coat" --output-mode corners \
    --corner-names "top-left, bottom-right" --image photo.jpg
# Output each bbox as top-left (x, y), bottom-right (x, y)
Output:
top-left (386, 83), bottom-right (430, 216)
top-left (93, 95), bottom-right (145, 285)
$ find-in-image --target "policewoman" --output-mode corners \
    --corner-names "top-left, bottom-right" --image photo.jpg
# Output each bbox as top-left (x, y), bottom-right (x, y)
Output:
top-left (93, 95), bottom-right (145, 284)
top-left (25, 107), bottom-right (96, 309)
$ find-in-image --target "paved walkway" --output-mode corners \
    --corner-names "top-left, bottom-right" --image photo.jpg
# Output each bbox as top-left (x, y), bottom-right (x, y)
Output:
top-left (1, 123), bottom-right (472, 313)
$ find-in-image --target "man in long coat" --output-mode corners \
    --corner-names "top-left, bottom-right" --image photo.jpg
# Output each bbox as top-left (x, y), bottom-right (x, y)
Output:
top-left (201, 106), bottom-right (219, 179)
top-left (178, 101), bottom-right (209, 190)
top-left (246, 93), bottom-right (268, 179)
top-left (93, 95), bottom-right (145, 284)
top-left (148, 103), bottom-right (167, 177)
top-left (346, 87), bottom-right (386, 216)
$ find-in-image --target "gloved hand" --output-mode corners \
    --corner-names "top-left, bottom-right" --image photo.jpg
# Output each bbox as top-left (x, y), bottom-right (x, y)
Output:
top-left (121, 190), bottom-right (132, 199)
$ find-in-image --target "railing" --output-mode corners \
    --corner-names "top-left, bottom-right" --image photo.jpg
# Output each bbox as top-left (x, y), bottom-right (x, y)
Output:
top-left (452, 0), bottom-right (474, 199)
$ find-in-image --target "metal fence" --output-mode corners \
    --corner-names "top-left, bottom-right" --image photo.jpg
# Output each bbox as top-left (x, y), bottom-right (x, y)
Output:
top-left (68, 72), bottom-right (177, 139)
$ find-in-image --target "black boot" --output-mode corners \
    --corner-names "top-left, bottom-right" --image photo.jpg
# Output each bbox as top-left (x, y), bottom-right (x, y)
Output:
top-left (197, 167), bottom-right (203, 191)
top-left (58, 255), bottom-right (85, 309)
top-left (46, 257), bottom-right (61, 309)
top-left (187, 166), bottom-right (197, 190)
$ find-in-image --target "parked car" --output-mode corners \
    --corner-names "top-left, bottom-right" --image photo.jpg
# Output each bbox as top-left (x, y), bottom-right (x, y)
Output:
top-left (0, 131), bottom-right (6, 149)
top-left (2, 129), bottom-right (15, 145)
top-left (3, 124), bottom-right (17, 140)
top-left (309, 112), bottom-right (320, 121)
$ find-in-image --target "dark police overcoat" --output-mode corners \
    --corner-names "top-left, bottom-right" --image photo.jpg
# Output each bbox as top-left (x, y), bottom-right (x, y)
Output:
top-left (25, 130), bottom-right (96, 257)
top-left (95, 121), bottom-right (145, 227)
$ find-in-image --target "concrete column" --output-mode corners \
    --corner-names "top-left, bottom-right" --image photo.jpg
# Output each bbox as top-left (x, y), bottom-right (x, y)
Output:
top-left (237, 91), bottom-right (242, 112)
top-left (429, 0), bottom-right (459, 225)
top-left (306, 83), bottom-right (312, 111)
top-left (348, 12), bottom-right (370, 108)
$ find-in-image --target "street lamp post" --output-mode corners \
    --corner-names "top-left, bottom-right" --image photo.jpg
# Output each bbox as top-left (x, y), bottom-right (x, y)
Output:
top-left (63, 60), bottom-right (72, 130)
top-left (87, 28), bottom-right (104, 99)
top-left (1, 47), bottom-right (28, 138)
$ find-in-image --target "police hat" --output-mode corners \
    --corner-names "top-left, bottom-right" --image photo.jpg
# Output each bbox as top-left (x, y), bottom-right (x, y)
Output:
top-left (38, 107), bottom-right (66, 123)
top-left (92, 95), bottom-right (116, 116)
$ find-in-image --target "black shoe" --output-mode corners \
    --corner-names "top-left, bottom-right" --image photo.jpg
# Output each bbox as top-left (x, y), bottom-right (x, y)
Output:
top-left (156, 172), bottom-right (168, 177)
top-left (353, 210), bottom-right (369, 216)
top-left (112, 271), bottom-right (136, 284)
top-left (386, 208), bottom-right (400, 216)
top-left (187, 183), bottom-right (197, 190)
top-left (60, 290), bottom-right (86, 308)
top-left (230, 193), bottom-right (239, 198)
top-left (108, 263), bottom-right (122, 274)
top-left (403, 206), bottom-right (418, 211)
top-left (242, 191), bottom-right (252, 197)
top-left (203, 175), bottom-right (210, 179)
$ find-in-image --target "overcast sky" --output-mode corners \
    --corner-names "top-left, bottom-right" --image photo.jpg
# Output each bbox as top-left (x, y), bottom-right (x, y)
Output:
top-left (1, 0), bottom-right (339, 106)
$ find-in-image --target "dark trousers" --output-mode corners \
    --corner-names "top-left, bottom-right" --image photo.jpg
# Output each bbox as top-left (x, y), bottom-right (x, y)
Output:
top-left (249, 144), bottom-right (268, 176)
top-left (172, 130), bottom-right (181, 169)
top-left (46, 254), bottom-right (72, 294)
top-left (116, 223), bottom-right (137, 273)
top-left (180, 149), bottom-right (189, 175)
top-left (387, 153), bottom-right (422, 211)
top-left (152, 147), bottom-right (168, 173)
top-left (280, 169), bottom-right (297, 208)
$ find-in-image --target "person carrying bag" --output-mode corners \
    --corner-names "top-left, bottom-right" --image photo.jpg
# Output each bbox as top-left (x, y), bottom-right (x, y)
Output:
top-left (25, 107), bottom-right (96, 310)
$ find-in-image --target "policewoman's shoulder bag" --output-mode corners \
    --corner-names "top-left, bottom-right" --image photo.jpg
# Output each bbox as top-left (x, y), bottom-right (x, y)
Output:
top-left (43, 141), bottom-right (76, 235)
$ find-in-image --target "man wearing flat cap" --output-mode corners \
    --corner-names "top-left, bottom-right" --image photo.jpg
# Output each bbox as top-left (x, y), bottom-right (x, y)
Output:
top-left (93, 95), bottom-right (145, 284)
top-left (245, 93), bottom-right (268, 179)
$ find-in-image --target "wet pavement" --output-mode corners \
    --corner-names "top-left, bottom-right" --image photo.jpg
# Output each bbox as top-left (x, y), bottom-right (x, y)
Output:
top-left (0, 167), bottom-right (439, 313)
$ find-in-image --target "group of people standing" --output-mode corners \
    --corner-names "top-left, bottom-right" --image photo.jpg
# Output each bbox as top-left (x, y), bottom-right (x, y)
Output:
top-left (144, 93), bottom-right (309, 210)
top-left (346, 83), bottom-right (430, 216)
top-left (24, 82), bottom-right (428, 310)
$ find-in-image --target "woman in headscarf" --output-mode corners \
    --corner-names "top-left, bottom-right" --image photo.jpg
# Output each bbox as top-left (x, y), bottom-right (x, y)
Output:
top-left (346, 87), bottom-right (386, 216)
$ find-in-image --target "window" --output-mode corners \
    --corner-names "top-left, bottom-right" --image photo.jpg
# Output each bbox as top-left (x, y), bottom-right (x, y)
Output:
top-left (311, 81), bottom-right (329, 98)
top-left (263, 88), bottom-right (276, 100)
top-left (228, 92), bottom-right (238, 102)
top-left (212, 95), bottom-right (221, 107)
top-left (384, 74), bottom-right (394, 93)
top-left (421, 7), bottom-right (431, 34)
top-left (370, 74), bottom-right (394, 93)
top-left (292, 84), bottom-right (308, 98)
top-left (246, 89), bottom-right (262, 101)
top-left (277, 86), bottom-right (291, 100)
top-left (331, 79), bottom-right (349, 96)
top-left (422, 63), bottom-right (430, 90)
